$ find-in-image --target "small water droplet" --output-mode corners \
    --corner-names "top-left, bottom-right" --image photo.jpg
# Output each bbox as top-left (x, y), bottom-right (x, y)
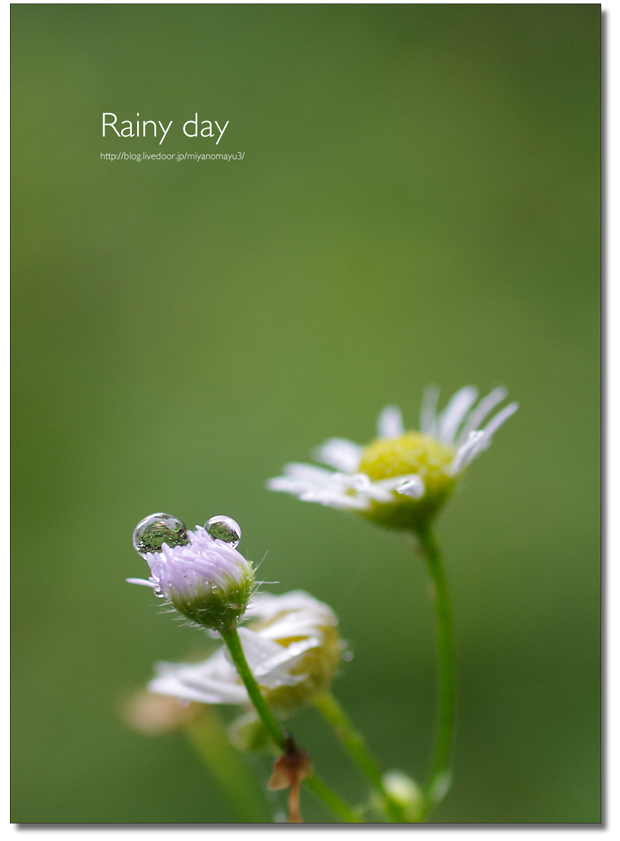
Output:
top-left (153, 585), bottom-right (166, 599)
top-left (133, 513), bottom-right (189, 556)
top-left (205, 515), bottom-right (241, 548)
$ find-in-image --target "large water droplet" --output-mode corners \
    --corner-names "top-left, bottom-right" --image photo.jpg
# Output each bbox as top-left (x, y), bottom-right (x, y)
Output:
top-left (133, 513), bottom-right (189, 555)
top-left (205, 515), bottom-right (242, 548)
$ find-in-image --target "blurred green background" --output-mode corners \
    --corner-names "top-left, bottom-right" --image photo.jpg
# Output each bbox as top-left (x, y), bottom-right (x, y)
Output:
top-left (11, 3), bottom-right (600, 824)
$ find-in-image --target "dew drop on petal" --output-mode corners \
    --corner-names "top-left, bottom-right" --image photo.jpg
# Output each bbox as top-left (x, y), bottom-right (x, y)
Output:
top-left (133, 513), bottom-right (190, 556)
top-left (205, 515), bottom-right (242, 548)
top-left (153, 586), bottom-right (166, 599)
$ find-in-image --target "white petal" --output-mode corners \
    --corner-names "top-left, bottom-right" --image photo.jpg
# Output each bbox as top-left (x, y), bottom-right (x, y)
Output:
top-left (377, 405), bottom-right (405, 439)
top-left (281, 463), bottom-right (338, 485)
top-left (247, 591), bottom-right (337, 633)
top-left (460, 403), bottom-right (519, 466)
top-left (336, 472), bottom-right (393, 500)
top-left (249, 590), bottom-right (318, 616)
top-left (420, 385), bottom-right (440, 435)
top-left (362, 482), bottom-right (396, 503)
top-left (451, 430), bottom-right (486, 474)
top-left (266, 476), bottom-right (308, 494)
top-left (480, 401), bottom-right (519, 440)
top-left (268, 462), bottom-right (371, 510)
top-left (236, 628), bottom-right (309, 687)
top-left (262, 638), bottom-right (320, 681)
top-left (332, 472), bottom-right (369, 491)
top-left (460, 433), bottom-right (489, 465)
top-left (437, 386), bottom-right (479, 445)
top-left (259, 614), bottom-right (332, 642)
top-left (299, 488), bottom-right (369, 510)
top-left (374, 474), bottom-right (421, 492)
top-left (266, 468), bottom-right (343, 497)
top-left (126, 578), bottom-right (156, 587)
top-left (149, 673), bottom-right (248, 705)
top-left (396, 476), bottom-right (425, 499)
top-left (455, 387), bottom-right (508, 446)
top-left (149, 655), bottom-right (248, 705)
top-left (313, 438), bottom-right (362, 473)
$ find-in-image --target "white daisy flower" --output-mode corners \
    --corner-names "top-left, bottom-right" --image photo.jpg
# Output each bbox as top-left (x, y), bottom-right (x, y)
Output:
top-left (128, 513), bottom-right (255, 632)
top-left (148, 590), bottom-right (344, 715)
top-left (267, 386), bottom-right (518, 531)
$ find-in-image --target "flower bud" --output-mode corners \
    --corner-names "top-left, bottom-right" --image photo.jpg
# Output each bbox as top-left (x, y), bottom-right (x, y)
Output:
top-left (128, 514), bottom-right (255, 632)
top-left (381, 770), bottom-right (423, 822)
top-left (228, 710), bottom-right (273, 753)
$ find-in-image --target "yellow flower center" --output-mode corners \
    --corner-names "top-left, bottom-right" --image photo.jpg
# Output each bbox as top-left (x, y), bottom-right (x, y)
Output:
top-left (357, 432), bottom-right (458, 530)
top-left (359, 431), bottom-right (455, 482)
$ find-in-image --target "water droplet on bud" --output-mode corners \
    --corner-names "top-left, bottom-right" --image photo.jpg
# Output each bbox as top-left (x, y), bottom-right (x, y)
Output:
top-left (205, 515), bottom-right (241, 548)
top-left (133, 513), bottom-right (189, 556)
top-left (153, 585), bottom-right (166, 599)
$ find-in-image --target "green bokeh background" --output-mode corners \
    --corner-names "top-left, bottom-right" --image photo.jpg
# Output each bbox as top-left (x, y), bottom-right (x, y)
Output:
top-left (11, 3), bottom-right (600, 824)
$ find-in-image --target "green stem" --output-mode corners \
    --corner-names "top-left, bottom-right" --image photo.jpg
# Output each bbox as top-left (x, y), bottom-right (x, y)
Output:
top-left (313, 690), bottom-right (408, 822)
top-left (185, 707), bottom-right (271, 822)
top-left (220, 627), bottom-right (362, 823)
top-left (221, 627), bottom-right (285, 749)
top-left (415, 524), bottom-right (455, 818)
top-left (303, 774), bottom-right (362, 822)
